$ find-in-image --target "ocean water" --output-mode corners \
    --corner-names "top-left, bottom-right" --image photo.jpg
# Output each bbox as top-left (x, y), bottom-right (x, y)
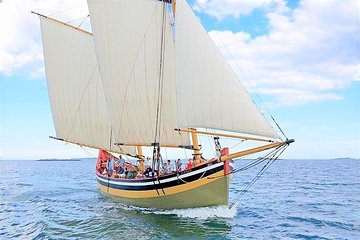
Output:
top-left (0, 159), bottom-right (359, 239)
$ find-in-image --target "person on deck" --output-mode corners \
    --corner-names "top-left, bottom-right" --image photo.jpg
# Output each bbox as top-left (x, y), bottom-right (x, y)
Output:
top-left (176, 158), bottom-right (182, 172)
top-left (142, 165), bottom-right (153, 177)
top-left (106, 158), bottom-right (116, 176)
top-left (166, 160), bottom-right (173, 172)
top-left (162, 162), bottom-right (169, 175)
top-left (117, 162), bottom-right (125, 174)
top-left (118, 155), bottom-right (125, 165)
top-left (185, 158), bottom-right (193, 170)
top-left (125, 164), bottom-right (138, 179)
top-left (144, 157), bottom-right (151, 168)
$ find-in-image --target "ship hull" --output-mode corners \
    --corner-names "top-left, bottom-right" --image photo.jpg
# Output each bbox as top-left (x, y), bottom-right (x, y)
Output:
top-left (96, 161), bottom-right (230, 209)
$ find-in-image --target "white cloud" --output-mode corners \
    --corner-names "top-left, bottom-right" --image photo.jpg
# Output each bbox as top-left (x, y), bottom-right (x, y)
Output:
top-left (0, 0), bottom-right (90, 78)
top-left (1, 0), bottom-right (358, 108)
top-left (205, 0), bottom-right (360, 106)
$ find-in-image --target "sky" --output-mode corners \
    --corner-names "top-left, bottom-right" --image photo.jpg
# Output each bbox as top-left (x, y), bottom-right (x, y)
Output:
top-left (0, 0), bottom-right (359, 160)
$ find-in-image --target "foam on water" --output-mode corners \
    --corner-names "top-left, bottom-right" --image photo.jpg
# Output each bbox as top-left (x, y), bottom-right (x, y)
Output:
top-left (154, 205), bottom-right (237, 220)
top-left (122, 204), bottom-right (237, 220)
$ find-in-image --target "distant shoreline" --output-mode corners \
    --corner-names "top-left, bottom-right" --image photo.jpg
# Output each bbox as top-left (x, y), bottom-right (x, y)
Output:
top-left (37, 159), bottom-right (82, 162)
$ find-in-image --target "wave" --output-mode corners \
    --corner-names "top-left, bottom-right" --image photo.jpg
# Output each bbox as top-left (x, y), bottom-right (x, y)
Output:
top-left (119, 204), bottom-right (237, 220)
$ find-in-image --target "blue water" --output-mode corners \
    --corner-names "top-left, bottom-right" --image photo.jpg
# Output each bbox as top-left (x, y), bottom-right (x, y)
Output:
top-left (0, 159), bottom-right (359, 239)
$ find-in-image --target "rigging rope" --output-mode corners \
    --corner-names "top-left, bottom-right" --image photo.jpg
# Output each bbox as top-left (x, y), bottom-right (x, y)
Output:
top-left (231, 144), bottom-right (284, 173)
top-left (177, 167), bottom-right (208, 184)
top-left (80, 146), bottom-right (97, 158)
top-left (229, 139), bottom-right (246, 150)
top-left (66, 16), bottom-right (88, 24)
top-left (207, 143), bottom-right (284, 180)
top-left (228, 144), bottom-right (288, 209)
top-left (76, 14), bottom-right (90, 28)
top-left (152, 2), bottom-right (167, 176)
top-left (153, 2), bottom-right (167, 145)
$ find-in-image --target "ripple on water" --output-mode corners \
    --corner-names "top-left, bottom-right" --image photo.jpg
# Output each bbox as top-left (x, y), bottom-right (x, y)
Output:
top-left (0, 159), bottom-right (359, 239)
top-left (289, 233), bottom-right (332, 240)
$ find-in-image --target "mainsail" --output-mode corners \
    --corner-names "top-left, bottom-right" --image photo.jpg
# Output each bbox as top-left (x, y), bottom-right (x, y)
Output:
top-left (88, 0), bottom-right (190, 146)
top-left (175, 0), bottom-right (280, 140)
top-left (40, 16), bottom-right (135, 155)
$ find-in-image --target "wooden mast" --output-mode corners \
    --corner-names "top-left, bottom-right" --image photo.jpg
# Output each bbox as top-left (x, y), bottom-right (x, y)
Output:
top-left (136, 146), bottom-right (145, 172)
top-left (171, 0), bottom-right (176, 19)
top-left (189, 128), bottom-right (201, 165)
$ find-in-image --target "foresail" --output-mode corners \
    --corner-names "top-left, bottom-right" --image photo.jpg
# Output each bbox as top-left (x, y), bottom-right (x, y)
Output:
top-left (175, 0), bottom-right (280, 140)
top-left (88, 0), bottom-right (190, 146)
top-left (40, 16), bottom-right (136, 155)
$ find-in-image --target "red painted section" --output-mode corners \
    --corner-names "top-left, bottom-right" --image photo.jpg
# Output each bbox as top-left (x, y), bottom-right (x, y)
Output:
top-left (224, 160), bottom-right (230, 175)
top-left (96, 150), bottom-right (119, 174)
top-left (184, 159), bottom-right (194, 170)
top-left (220, 147), bottom-right (229, 156)
top-left (220, 147), bottom-right (230, 175)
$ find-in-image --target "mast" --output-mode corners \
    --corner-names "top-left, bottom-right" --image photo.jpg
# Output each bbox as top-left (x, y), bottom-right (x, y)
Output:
top-left (171, 0), bottom-right (176, 19)
top-left (190, 128), bottom-right (201, 165)
top-left (136, 146), bottom-right (145, 172)
top-left (152, 0), bottom-right (168, 169)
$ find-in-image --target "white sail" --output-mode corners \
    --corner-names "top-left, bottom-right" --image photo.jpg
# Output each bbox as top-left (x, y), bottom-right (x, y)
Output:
top-left (40, 16), bottom-right (136, 155)
top-left (175, 0), bottom-right (280, 139)
top-left (88, 0), bottom-right (190, 146)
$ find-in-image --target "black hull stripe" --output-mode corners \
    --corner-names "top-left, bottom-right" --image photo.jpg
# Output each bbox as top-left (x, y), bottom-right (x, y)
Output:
top-left (97, 164), bottom-right (224, 191)
top-left (96, 162), bottom-right (223, 185)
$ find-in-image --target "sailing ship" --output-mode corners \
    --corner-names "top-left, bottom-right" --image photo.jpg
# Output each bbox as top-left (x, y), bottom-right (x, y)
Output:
top-left (35, 0), bottom-right (293, 209)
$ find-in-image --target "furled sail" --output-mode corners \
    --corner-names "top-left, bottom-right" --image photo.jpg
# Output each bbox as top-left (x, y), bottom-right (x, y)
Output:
top-left (175, 0), bottom-right (280, 140)
top-left (88, 0), bottom-right (190, 146)
top-left (40, 16), bottom-right (136, 155)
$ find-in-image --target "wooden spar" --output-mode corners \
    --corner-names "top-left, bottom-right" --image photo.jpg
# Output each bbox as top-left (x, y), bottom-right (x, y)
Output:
top-left (171, 0), bottom-right (176, 19)
top-left (189, 128), bottom-right (201, 165)
top-left (175, 128), bottom-right (275, 143)
top-left (136, 146), bottom-right (145, 172)
top-left (220, 141), bottom-right (285, 162)
top-left (49, 136), bottom-right (130, 155)
top-left (31, 11), bottom-right (92, 35)
top-left (114, 142), bottom-right (189, 148)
